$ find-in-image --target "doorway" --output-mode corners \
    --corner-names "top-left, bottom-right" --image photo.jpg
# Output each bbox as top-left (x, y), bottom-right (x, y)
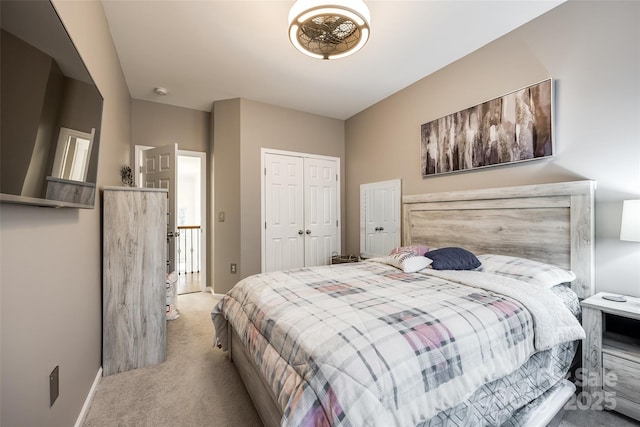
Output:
top-left (176, 152), bottom-right (206, 294)
top-left (134, 145), bottom-right (207, 294)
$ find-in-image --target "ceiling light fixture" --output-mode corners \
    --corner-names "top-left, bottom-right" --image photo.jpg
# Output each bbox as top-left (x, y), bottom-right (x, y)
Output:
top-left (288, 0), bottom-right (370, 60)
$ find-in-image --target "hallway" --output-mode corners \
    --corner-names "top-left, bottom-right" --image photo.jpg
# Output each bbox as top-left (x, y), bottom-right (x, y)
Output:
top-left (177, 272), bottom-right (201, 294)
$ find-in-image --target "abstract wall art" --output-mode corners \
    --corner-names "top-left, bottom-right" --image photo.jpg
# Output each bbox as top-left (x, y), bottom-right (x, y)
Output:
top-left (421, 79), bottom-right (553, 177)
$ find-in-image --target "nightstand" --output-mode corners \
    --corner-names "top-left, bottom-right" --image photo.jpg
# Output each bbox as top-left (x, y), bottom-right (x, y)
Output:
top-left (581, 292), bottom-right (640, 421)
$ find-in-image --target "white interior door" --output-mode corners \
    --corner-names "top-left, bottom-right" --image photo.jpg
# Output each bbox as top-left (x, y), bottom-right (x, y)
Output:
top-left (360, 179), bottom-right (401, 258)
top-left (304, 157), bottom-right (338, 267)
top-left (264, 153), bottom-right (305, 272)
top-left (142, 143), bottom-right (178, 273)
top-left (262, 150), bottom-right (340, 272)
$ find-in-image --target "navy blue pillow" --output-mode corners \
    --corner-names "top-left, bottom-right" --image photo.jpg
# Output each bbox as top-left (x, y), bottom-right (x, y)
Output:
top-left (425, 247), bottom-right (481, 270)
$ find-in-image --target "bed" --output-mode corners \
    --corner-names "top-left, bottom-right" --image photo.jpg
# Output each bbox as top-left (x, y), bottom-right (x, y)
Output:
top-left (212, 180), bottom-right (596, 427)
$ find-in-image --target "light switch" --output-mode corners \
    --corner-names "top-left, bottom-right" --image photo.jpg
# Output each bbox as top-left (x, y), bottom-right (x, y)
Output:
top-left (218, 211), bottom-right (225, 222)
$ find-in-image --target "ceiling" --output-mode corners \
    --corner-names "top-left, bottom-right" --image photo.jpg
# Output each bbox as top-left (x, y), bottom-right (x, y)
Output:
top-left (101, 0), bottom-right (564, 120)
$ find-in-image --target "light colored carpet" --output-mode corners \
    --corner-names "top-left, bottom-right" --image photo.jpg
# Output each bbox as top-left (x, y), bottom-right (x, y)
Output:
top-left (83, 292), bottom-right (262, 427)
top-left (84, 292), bottom-right (638, 427)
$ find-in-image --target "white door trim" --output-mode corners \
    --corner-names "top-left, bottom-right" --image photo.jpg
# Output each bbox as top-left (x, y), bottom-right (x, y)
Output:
top-left (260, 148), bottom-right (341, 272)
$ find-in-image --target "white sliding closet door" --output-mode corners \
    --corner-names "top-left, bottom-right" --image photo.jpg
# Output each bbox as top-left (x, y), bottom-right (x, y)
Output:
top-left (263, 150), bottom-right (340, 273)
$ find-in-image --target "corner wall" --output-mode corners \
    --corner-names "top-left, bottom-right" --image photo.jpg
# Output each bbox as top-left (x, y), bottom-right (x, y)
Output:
top-left (212, 98), bottom-right (345, 293)
top-left (345, 1), bottom-right (640, 296)
top-left (212, 99), bottom-right (241, 294)
top-left (0, 0), bottom-right (131, 425)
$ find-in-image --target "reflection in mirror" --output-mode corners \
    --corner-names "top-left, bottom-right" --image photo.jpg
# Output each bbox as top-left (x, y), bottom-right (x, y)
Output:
top-left (0, 0), bottom-right (103, 208)
top-left (52, 127), bottom-right (95, 182)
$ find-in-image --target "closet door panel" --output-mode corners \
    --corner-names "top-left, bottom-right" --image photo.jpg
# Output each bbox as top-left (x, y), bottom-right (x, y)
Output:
top-left (264, 154), bottom-right (305, 272)
top-left (374, 186), bottom-right (400, 254)
top-left (263, 151), bottom-right (340, 272)
top-left (363, 189), bottom-right (377, 256)
top-left (360, 179), bottom-right (401, 258)
top-left (304, 157), bottom-right (338, 267)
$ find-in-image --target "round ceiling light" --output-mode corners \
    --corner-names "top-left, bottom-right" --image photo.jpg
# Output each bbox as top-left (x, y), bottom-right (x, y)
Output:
top-left (288, 0), bottom-right (370, 60)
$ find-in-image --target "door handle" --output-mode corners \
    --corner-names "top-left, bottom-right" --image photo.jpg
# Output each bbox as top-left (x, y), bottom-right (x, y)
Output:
top-left (167, 231), bottom-right (181, 239)
top-left (375, 227), bottom-right (385, 231)
top-left (306, 230), bottom-right (311, 235)
top-left (298, 230), bottom-right (304, 235)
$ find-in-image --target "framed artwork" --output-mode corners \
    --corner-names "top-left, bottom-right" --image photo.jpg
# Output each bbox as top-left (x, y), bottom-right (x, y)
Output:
top-left (420, 79), bottom-right (553, 178)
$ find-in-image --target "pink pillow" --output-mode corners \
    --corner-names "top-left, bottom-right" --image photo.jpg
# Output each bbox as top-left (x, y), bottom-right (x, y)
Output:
top-left (389, 245), bottom-right (430, 256)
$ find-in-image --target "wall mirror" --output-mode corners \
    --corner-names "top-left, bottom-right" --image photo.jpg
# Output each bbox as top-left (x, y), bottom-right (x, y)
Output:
top-left (1, 0), bottom-right (103, 208)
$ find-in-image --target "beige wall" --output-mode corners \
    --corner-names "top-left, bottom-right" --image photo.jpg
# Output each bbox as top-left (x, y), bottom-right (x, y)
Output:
top-left (0, 0), bottom-right (131, 426)
top-left (345, 1), bottom-right (640, 297)
top-left (131, 99), bottom-right (210, 152)
top-left (213, 98), bottom-right (345, 293)
top-left (212, 99), bottom-right (241, 294)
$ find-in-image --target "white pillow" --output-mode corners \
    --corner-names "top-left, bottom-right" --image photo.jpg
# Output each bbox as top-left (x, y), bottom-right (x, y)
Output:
top-left (373, 252), bottom-right (433, 273)
top-left (476, 254), bottom-right (576, 288)
top-left (389, 245), bottom-right (430, 256)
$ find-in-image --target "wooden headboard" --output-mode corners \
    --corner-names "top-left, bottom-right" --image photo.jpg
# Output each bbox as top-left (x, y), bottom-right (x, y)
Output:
top-left (403, 180), bottom-right (596, 299)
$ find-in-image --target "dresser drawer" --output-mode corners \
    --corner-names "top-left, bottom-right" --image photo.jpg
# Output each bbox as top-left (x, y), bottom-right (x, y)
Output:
top-left (603, 353), bottom-right (640, 404)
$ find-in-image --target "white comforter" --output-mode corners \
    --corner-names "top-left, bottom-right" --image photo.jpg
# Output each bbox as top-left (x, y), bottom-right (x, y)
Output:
top-left (212, 261), bottom-right (584, 426)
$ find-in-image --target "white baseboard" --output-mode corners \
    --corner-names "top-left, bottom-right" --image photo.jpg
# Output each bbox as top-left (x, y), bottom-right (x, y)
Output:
top-left (74, 367), bottom-right (102, 427)
top-left (208, 287), bottom-right (225, 298)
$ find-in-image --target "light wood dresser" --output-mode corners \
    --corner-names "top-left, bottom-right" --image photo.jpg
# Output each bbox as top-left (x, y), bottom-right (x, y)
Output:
top-left (102, 187), bottom-right (168, 376)
top-left (581, 292), bottom-right (640, 421)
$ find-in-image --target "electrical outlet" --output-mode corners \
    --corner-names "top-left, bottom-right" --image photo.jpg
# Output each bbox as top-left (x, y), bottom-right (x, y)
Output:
top-left (50, 366), bottom-right (59, 407)
top-left (230, 263), bottom-right (237, 274)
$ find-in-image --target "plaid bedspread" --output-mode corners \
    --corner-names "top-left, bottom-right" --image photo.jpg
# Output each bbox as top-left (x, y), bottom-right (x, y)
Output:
top-left (212, 261), bottom-right (581, 427)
